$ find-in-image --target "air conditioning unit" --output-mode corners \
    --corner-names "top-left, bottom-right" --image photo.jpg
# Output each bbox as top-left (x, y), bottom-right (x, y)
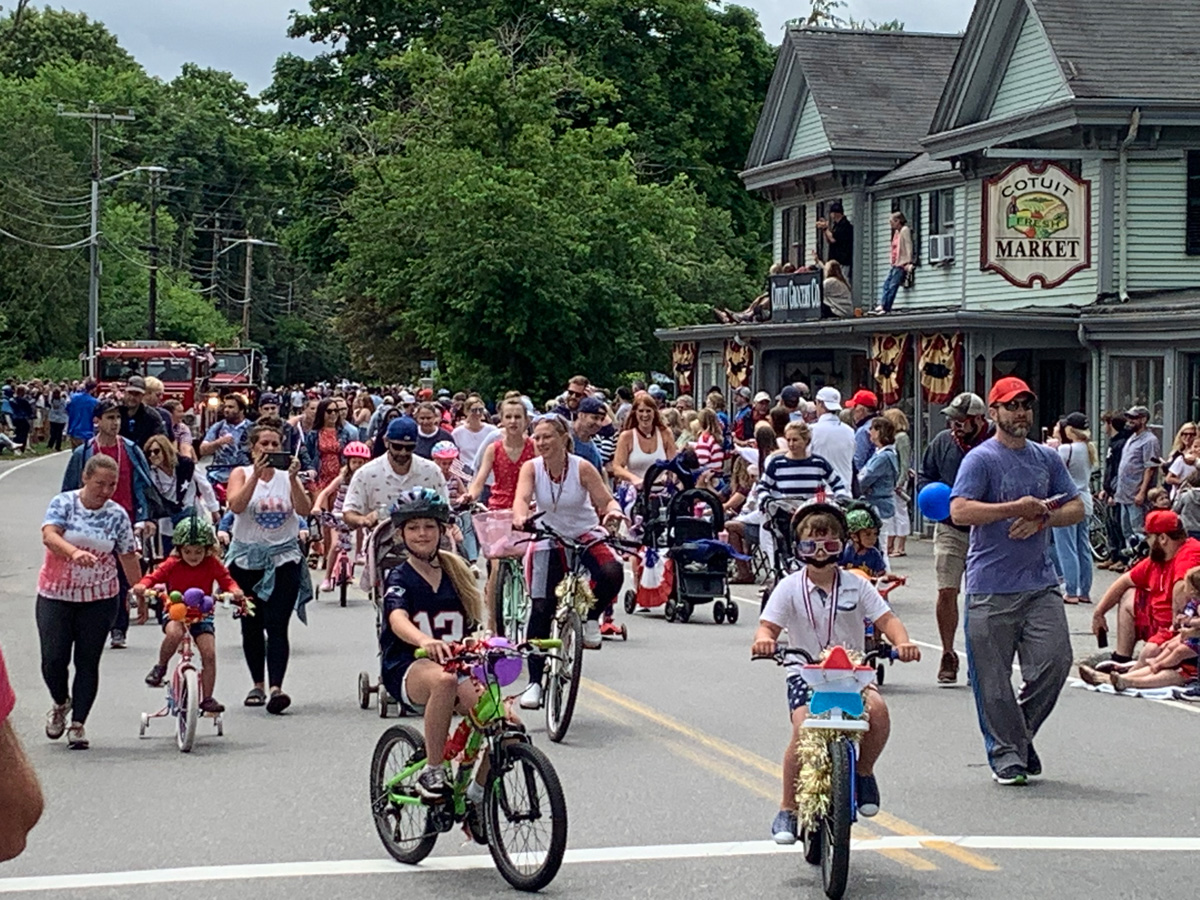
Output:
top-left (927, 233), bottom-right (956, 265)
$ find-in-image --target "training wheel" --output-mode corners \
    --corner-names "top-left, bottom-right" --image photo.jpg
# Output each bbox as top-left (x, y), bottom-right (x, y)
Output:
top-left (215, 714), bottom-right (224, 737)
top-left (623, 589), bottom-right (636, 615)
top-left (378, 683), bottom-right (390, 718)
top-left (358, 671), bottom-right (372, 709)
top-left (619, 625), bottom-right (628, 641)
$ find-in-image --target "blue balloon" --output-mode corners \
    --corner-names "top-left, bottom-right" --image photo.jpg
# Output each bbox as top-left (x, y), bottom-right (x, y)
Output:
top-left (917, 482), bottom-right (953, 522)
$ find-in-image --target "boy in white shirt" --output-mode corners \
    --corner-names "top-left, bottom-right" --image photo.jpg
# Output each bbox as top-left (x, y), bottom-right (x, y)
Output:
top-left (752, 502), bottom-right (920, 844)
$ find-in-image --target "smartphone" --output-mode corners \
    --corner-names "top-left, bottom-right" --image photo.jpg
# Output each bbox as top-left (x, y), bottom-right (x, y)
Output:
top-left (265, 452), bottom-right (293, 470)
top-left (1096, 629), bottom-right (1108, 649)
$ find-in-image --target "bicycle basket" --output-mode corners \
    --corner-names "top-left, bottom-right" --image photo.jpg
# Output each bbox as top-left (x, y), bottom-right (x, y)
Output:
top-left (472, 509), bottom-right (525, 559)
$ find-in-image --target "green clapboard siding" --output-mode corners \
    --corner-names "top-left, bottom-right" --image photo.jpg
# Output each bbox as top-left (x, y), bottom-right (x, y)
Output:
top-left (773, 206), bottom-right (784, 262)
top-left (1124, 158), bottom-right (1200, 292)
top-left (988, 11), bottom-right (1071, 120)
top-left (871, 189), bottom-right (964, 311)
top-left (788, 92), bottom-right (830, 160)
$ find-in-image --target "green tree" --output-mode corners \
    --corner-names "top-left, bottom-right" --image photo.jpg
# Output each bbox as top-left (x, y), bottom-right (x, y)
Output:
top-left (332, 43), bottom-right (753, 395)
top-left (795, 1), bottom-right (904, 30)
top-left (0, 6), bottom-right (138, 79)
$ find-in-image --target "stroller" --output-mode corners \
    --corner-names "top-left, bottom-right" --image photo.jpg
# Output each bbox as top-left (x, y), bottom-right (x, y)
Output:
top-left (355, 517), bottom-right (417, 718)
top-left (624, 460), bottom-right (740, 625)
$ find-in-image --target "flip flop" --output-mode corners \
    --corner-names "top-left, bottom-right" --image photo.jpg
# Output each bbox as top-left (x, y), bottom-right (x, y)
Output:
top-left (244, 687), bottom-right (266, 707)
top-left (266, 691), bottom-right (291, 715)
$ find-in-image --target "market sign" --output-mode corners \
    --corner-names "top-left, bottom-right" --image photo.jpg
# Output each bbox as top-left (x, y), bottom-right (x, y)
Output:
top-left (768, 271), bottom-right (822, 322)
top-left (981, 161), bottom-right (1091, 289)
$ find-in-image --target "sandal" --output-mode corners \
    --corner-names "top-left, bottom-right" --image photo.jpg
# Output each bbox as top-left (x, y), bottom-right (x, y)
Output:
top-left (1063, 595), bottom-right (1080, 605)
top-left (266, 690), bottom-right (291, 715)
top-left (244, 687), bottom-right (267, 707)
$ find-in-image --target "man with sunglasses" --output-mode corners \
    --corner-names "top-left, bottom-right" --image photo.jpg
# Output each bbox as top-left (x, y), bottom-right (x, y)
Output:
top-left (342, 417), bottom-right (447, 530)
top-left (551, 375), bottom-right (591, 421)
top-left (950, 376), bottom-right (1083, 786)
top-left (919, 392), bottom-right (992, 686)
top-left (1114, 404), bottom-right (1160, 558)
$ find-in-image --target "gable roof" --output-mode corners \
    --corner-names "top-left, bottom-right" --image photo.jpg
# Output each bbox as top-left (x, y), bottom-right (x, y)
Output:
top-left (744, 28), bottom-right (961, 176)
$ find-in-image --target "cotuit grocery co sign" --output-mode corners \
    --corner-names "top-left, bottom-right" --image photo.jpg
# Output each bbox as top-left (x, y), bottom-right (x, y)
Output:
top-left (981, 160), bottom-right (1091, 289)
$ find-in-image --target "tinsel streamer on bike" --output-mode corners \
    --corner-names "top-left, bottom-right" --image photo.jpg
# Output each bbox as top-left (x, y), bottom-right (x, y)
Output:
top-left (556, 576), bottom-right (596, 618)
top-left (795, 647), bottom-right (869, 830)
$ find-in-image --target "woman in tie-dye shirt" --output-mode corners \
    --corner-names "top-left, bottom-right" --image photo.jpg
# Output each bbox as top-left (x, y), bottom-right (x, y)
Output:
top-left (225, 422), bottom-right (313, 715)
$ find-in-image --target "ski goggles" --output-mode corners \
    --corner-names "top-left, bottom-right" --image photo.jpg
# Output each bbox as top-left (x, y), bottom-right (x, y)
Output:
top-left (795, 538), bottom-right (843, 556)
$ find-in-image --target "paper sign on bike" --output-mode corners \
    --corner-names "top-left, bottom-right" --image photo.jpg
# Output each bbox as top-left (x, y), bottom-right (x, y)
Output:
top-left (802, 646), bottom-right (874, 730)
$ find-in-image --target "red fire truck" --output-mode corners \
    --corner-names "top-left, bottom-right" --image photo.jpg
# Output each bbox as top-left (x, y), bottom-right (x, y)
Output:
top-left (91, 341), bottom-right (213, 418)
top-left (206, 347), bottom-right (267, 405)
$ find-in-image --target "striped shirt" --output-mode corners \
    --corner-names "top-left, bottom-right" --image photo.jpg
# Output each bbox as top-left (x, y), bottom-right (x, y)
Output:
top-left (758, 453), bottom-right (850, 502)
top-left (694, 432), bottom-right (726, 473)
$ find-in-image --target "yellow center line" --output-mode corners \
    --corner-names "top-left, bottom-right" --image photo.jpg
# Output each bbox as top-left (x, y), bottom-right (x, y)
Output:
top-left (581, 678), bottom-right (997, 872)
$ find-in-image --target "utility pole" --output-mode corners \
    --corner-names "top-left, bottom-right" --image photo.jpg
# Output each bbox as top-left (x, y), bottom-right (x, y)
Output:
top-left (220, 236), bottom-right (280, 345)
top-left (57, 104), bottom-right (136, 378)
top-left (145, 169), bottom-right (160, 339)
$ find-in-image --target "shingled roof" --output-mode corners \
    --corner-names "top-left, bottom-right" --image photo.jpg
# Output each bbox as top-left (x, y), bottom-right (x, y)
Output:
top-left (1035, 0), bottom-right (1200, 102)
top-left (788, 28), bottom-right (962, 154)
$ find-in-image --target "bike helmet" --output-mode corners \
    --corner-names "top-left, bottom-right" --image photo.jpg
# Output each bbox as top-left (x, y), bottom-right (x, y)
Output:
top-left (390, 487), bottom-right (451, 526)
top-left (343, 441), bottom-right (371, 460)
top-left (844, 500), bottom-right (882, 534)
top-left (790, 501), bottom-right (849, 543)
top-left (431, 440), bottom-right (459, 460)
top-left (173, 516), bottom-right (216, 547)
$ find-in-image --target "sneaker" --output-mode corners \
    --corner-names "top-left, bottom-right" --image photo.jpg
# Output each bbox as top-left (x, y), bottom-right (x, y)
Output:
top-left (110, 629), bottom-right (126, 649)
top-left (937, 651), bottom-right (959, 686)
top-left (583, 620), bottom-right (602, 649)
top-left (856, 773), bottom-right (880, 816)
top-left (519, 682), bottom-right (543, 710)
top-left (199, 697), bottom-right (226, 714)
top-left (319, 578), bottom-right (334, 593)
top-left (417, 766), bottom-right (449, 802)
top-left (1173, 684), bottom-right (1200, 701)
top-left (771, 809), bottom-right (798, 845)
top-left (66, 723), bottom-right (89, 750)
top-left (1094, 658), bottom-right (1136, 674)
top-left (991, 765), bottom-right (1028, 786)
top-left (45, 699), bottom-right (71, 740)
top-left (145, 664), bottom-right (167, 687)
top-left (868, 306), bottom-right (887, 316)
top-left (1026, 745), bottom-right (1042, 779)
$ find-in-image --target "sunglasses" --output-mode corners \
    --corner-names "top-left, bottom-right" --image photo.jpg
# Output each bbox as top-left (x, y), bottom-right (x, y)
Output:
top-left (796, 538), bottom-right (843, 556)
top-left (469, 407), bottom-right (486, 414)
top-left (1001, 399), bottom-right (1034, 412)
top-left (388, 441), bottom-right (415, 453)
top-left (147, 448), bottom-right (162, 456)
top-left (566, 390), bottom-right (587, 398)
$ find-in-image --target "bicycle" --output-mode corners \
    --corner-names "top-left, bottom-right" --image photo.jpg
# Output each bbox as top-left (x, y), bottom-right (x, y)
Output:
top-left (139, 589), bottom-right (250, 752)
top-left (753, 644), bottom-right (895, 900)
top-left (319, 510), bottom-right (355, 607)
top-left (370, 638), bottom-right (568, 892)
top-left (758, 496), bottom-right (804, 610)
top-left (519, 519), bottom-right (639, 743)
top-left (470, 505), bottom-right (534, 644)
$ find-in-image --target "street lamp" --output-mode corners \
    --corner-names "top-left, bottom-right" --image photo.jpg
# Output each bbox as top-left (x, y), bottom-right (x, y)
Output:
top-left (86, 165), bottom-right (170, 377)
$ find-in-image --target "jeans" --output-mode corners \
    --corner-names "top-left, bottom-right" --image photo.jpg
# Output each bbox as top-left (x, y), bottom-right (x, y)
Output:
top-left (879, 266), bottom-right (906, 312)
top-left (1053, 520), bottom-right (1094, 599)
top-left (229, 560), bottom-right (300, 688)
top-left (36, 595), bottom-right (120, 723)
top-left (1119, 502), bottom-right (1145, 547)
top-left (13, 418), bottom-right (30, 447)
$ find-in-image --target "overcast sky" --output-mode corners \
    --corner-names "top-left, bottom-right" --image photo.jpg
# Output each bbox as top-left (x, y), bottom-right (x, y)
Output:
top-left (67, 1), bottom-right (974, 95)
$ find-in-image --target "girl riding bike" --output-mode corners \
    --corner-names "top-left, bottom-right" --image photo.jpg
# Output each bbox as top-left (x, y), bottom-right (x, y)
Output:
top-left (751, 502), bottom-right (920, 845)
top-left (314, 441), bottom-right (371, 592)
top-left (135, 516), bottom-right (245, 714)
top-left (379, 488), bottom-right (492, 801)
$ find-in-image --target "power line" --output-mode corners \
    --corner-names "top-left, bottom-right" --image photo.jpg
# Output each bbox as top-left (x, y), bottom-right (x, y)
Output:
top-left (0, 224), bottom-right (94, 250)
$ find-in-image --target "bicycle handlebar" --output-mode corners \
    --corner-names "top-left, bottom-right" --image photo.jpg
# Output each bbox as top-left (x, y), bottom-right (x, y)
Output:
top-left (414, 638), bottom-right (562, 663)
top-left (751, 646), bottom-right (897, 667)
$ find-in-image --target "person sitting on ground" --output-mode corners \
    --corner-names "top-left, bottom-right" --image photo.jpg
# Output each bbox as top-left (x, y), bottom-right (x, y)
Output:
top-left (1173, 467), bottom-right (1200, 541)
top-left (1147, 486), bottom-right (1172, 511)
top-left (753, 502), bottom-right (919, 844)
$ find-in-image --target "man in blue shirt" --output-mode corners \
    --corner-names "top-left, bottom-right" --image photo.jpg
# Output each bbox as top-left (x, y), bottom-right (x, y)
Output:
top-left (950, 376), bottom-right (1084, 787)
top-left (848, 388), bottom-right (879, 473)
top-left (65, 380), bottom-right (99, 448)
top-left (570, 398), bottom-right (605, 472)
top-left (199, 394), bottom-right (251, 485)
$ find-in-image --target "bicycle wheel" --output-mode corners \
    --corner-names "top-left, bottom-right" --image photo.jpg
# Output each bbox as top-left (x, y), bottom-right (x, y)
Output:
top-left (369, 725), bottom-right (437, 865)
top-left (500, 562), bottom-right (530, 644)
top-left (1088, 509), bottom-right (1110, 561)
top-left (485, 742), bottom-right (569, 892)
top-left (821, 740), bottom-right (853, 900)
top-left (177, 668), bottom-right (199, 753)
top-left (545, 608), bottom-right (583, 743)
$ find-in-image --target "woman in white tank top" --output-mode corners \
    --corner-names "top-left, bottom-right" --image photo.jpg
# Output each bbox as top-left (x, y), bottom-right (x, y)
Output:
top-left (511, 415), bottom-right (626, 708)
top-left (612, 393), bottom-right (678, 489)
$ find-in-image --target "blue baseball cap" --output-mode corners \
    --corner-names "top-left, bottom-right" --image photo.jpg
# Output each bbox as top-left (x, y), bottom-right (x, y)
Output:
top-left (386, 416), bottom-right (418, 443)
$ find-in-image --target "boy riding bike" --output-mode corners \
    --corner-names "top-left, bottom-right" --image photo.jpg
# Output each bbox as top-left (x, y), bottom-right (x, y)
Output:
top-left (134, 516), bottom-right (244, 714)
top-left (751, 502), bottom-right (920, 845)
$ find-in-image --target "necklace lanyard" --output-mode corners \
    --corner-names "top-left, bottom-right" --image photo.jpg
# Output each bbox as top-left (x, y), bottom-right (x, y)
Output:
top-left (800, 569), bottom-right (839, 647)
top-left (546, 457), bottom-right (569, 511)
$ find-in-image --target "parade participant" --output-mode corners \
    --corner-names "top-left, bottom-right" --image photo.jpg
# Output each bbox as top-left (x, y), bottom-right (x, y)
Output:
top-left (199, 394), bottom-right (251, 486)
top-left (118, 376), bottom-right (166, 449)
top-left (612, 393), bottom-right (678, 492)
top-left (342, 417), bottom-right (447, 530)
top-left (314, 441), bottom-right (373, 591)
top-left (414, 402), bottom-right (454, 459)
top-left (451, 395), bottom-right (499, 475)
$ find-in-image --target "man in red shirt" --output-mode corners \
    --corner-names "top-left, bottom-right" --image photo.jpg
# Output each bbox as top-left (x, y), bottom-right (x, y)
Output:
top-left (0, 640), bottom-right (45, 860)
top-left (1091, 510), bottom-right (1200, 665)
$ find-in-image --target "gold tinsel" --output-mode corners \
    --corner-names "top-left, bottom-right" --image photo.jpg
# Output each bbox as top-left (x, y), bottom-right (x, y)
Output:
top-left (794, 648), bottom-right (870, 830)
top-left (556, 575), bottom-right (596, 618)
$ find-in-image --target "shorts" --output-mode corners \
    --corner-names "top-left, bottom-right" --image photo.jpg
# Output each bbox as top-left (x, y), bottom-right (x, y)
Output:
top-left (1134, 590), bottom-right (1172, 645)
top-left (933, 523), bottom-right (970, 591)
top-left (786, 674), bottom-right (812, 713)
top-left (387, 661), bottom-right (468, 716)
top-left (155, 606), bottom-right (215, 639)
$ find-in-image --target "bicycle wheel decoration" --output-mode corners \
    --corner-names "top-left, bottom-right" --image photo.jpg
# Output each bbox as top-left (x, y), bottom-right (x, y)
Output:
top-left (556, 574), bottom-right (596, 618)
top-left (794, 647), bottom-right (871, 830)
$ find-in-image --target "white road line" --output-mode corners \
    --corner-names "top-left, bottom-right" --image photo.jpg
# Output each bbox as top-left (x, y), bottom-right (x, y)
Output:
top-left (0, 451), bottom-right (65, 484)
top-left (2, 836), bottom-right (1199, 892)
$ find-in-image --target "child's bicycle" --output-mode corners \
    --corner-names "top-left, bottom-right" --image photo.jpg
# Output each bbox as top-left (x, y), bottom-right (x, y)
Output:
top-left (470, 505), bottom-right (533, 644)
top-left (370, 638), bottom-right (567, 892)
top-left (319, 510), bottom-right (355, 607)
top-left (138, 589), bottom-right (250, 753)
top-left (753, 644), bottom-right (896, 900)
top-left (852, 573), bottom-right (906, 686)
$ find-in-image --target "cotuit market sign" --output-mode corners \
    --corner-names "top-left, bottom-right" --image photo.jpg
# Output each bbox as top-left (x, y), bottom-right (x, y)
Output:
top-left (981, 161), bottom-right (1091, 289)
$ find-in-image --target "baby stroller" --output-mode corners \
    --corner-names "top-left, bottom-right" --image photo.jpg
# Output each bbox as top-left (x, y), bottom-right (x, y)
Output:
top-left (623, 460), bottom-right (687, 616)
top-left (355, 516), bottom-right (417, 718)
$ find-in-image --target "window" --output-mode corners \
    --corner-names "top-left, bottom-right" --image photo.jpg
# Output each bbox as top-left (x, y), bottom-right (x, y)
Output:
top-left (780, 205), bottom-right (806, 267)
top-left (1110, 355), bottom-right (1165, 442)
top-left (698, 351), bottom-right (722, 404)
top-left (1188, 151), bottom-right (1200, 255)
top-left (930, 189), bottom-right (955, 235)
top-left (816, 199), bottom-right (838, 263)
top-left (890, 195), bottom-right (921, 265)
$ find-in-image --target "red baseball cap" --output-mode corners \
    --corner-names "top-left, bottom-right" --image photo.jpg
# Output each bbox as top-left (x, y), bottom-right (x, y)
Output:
top-left (846, 389), bottom-right (878, 409)
top-left (1145, 510), bottom-right (1183, 535)
top-left (988, 376), bottom-right (1036, 406)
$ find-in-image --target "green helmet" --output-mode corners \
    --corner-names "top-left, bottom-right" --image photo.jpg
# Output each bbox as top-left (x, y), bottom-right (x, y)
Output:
top-left (845, 508), bottom-right (877, 533)
top-left (173, 516), bottom-right (215, 547)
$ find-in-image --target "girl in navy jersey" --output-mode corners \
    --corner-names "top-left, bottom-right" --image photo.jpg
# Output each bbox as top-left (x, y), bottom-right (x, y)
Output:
top-left (379, 487), bottom-right (489, 800)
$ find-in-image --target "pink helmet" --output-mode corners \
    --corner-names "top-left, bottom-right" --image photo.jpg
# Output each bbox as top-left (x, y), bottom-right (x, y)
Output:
top-left (431, 440), bottom-right (459, 460)
top-left (343, 441), bottom-right (371, 460)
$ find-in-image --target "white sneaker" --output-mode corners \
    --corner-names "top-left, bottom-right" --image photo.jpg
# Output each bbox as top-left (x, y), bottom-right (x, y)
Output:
top-left (583, 620), bottom-right (602, 649)
top-left (519, 683), bottom-right (543, 710)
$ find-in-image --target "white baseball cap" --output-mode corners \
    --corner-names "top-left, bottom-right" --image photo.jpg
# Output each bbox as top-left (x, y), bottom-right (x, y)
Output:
top-left (816, 386), bottom-right (842, 410)
top-left (753, 391), bottom-right (771, 404)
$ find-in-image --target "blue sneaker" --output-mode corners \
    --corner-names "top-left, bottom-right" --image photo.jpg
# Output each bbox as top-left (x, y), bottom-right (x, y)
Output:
top-left (855, 773), bottom-right (880, 817)
top-left (771, 809), bottom-right (798, 845)
top-left (1174, 684), bottom-right (1200, 702)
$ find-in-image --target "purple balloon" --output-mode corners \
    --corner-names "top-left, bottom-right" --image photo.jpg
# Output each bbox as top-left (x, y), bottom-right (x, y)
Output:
top-left (472, 637), bottom-right (522, 687)
top-left (182, 588), bottom-right (206, 609)
top-left (199, 594), bottom-right (215, 614)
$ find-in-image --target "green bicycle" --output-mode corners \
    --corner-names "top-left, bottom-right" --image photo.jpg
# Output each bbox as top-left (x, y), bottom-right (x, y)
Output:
top-left (369, 638), bottom-right (568, 892)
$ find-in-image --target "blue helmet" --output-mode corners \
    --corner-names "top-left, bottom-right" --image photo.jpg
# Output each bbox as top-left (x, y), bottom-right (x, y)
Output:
top-left (390, 487), bottom-right (451, 526)
top-left (385, 416), bottom-right (418, 443)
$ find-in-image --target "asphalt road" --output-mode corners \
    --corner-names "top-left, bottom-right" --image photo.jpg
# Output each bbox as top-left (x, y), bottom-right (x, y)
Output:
top-left (1, 451), bottom-right (1197, 899)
